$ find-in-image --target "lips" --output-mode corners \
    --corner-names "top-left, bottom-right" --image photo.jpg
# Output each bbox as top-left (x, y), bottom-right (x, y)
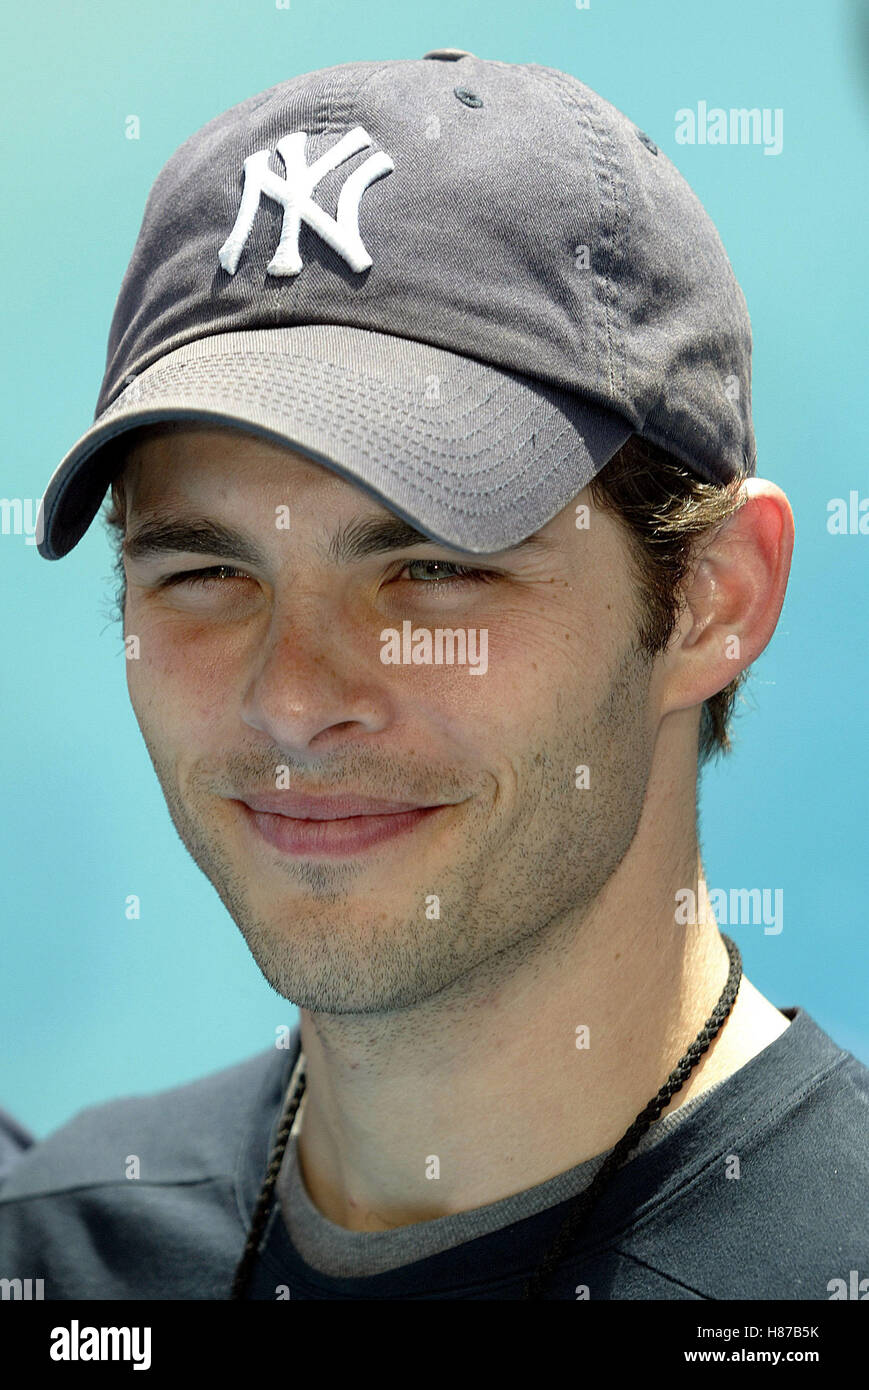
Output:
top-left (237, 791), bottom-right (437, 819)
top-left (232, 789), bottom-right (456, 858)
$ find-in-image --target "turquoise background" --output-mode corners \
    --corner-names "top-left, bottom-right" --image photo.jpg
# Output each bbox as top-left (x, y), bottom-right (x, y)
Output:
top-left (2, 0), bottom-right (867, 1137)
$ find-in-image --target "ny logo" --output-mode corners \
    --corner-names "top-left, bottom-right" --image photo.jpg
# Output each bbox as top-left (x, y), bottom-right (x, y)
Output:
top-left (218, 126), bottom-right (394, 278)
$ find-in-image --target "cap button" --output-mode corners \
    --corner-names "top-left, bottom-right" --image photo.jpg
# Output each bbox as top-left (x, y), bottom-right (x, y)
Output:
top-left (421, 48), bottom-right (475, 61)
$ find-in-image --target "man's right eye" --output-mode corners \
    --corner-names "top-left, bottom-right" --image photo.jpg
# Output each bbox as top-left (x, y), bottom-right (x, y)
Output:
top-left (160, 565), bottom-right (249, 587)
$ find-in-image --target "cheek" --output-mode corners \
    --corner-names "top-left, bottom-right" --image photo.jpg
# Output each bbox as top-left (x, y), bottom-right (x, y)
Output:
top-left (406, 607), bottom-right (591, 766)
top-left (125, 616), bottom-right (246, 727)
top-left (481, 599), bottom-right (618, 716)
top-left (503, 580), bottom-right (617, 658)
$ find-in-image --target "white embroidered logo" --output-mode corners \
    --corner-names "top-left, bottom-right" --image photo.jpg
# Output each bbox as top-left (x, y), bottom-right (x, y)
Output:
top-left (218, 126), bottom-right (394, 278)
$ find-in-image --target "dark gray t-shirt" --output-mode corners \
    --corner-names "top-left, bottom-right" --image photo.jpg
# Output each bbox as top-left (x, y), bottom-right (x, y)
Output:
top-left (1, 1007), bottom-right (867, 1299)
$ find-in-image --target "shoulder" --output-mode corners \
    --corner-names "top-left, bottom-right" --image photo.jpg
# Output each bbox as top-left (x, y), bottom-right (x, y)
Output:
top-left (0, 1044), bottom-right (288, 1202)
top-left (0, 1042), bottom-right (294, 1298)
top-left (0, 1106), bottom-right (35, 1184)
top-left (615, 1009), bottom-right (869, 1300)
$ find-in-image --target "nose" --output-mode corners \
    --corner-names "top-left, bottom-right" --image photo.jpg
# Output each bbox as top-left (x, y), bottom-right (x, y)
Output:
top-left (240, 595), bottom-right (392, 754)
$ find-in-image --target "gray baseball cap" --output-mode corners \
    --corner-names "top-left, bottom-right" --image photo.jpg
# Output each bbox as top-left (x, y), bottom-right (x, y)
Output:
top-left (36, 48), bottom-right (755, 561)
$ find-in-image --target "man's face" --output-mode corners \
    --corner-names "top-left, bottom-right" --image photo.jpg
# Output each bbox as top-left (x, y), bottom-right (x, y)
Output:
top-left (121, 423), bottom-right (662, 1013)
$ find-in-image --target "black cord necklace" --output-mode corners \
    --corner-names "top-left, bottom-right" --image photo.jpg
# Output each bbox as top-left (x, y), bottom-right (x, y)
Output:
top-left (231, 933), bottom-right (742, 1300)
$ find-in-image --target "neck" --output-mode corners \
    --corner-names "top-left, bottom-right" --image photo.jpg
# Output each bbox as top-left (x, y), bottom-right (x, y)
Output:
top-left (290, 733), bottom-right (787, 1232)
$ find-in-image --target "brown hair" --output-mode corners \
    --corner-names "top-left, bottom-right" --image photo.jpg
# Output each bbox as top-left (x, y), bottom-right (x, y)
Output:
top-left (102, 428), bottom-right (750, 768)
top-left (587, 433), bottom-right (749, 766)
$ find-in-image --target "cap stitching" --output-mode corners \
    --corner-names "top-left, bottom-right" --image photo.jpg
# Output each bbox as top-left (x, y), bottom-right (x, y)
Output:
top-left (520, 65), bottom-right (623, 406)
top-left (101, 349), bottom-right (595, 506)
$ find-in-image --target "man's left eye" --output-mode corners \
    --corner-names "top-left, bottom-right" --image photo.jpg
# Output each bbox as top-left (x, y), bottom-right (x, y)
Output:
top-left (397, 561), bottom-right (495, 586)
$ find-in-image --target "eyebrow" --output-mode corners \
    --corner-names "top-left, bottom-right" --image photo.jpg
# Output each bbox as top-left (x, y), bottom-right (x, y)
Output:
top-left (122, 512), bottom-right (555, 567)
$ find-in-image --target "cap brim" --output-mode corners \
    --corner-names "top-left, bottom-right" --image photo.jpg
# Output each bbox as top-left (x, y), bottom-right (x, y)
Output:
top-left (37, 323), bottom-right (633, 560)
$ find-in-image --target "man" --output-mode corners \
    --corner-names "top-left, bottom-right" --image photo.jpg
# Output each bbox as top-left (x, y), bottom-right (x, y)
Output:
top-left (2, 50), bottom-right (867, 1301)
